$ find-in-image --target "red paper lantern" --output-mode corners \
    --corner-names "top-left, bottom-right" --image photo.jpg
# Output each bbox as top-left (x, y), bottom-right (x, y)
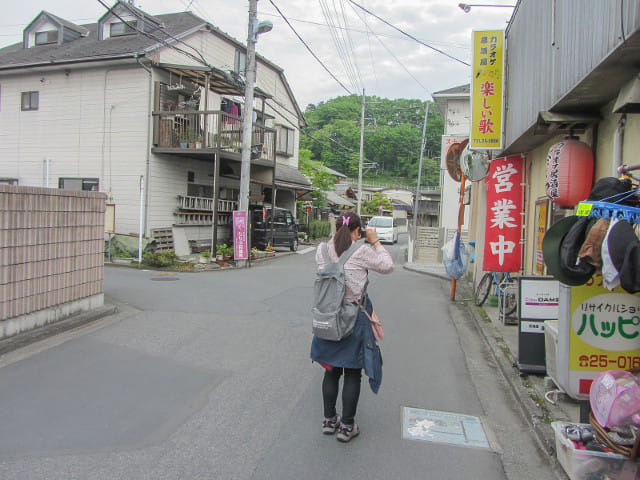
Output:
top-left (545, 137), bottom-right (594, 207)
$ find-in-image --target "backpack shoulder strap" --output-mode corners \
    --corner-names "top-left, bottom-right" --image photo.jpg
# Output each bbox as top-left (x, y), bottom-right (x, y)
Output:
top-left (338, 240), bottom-right (363, 266)
top-left (320, 242), bottom-right (332, 263)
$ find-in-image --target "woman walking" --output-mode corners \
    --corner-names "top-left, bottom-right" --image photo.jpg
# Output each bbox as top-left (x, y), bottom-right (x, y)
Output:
top-left (310, 211), bottom-right (394, 442)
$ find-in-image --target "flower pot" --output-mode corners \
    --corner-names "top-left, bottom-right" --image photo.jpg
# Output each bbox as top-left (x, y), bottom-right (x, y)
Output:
top-left (195, 142), bottom-right (202, 149)
top-left (265, 252), bottom-right (275, 257)
top-left (180, 141), bottom-right (188, 148)
top-left (199, 256), bottom-right (209, 264)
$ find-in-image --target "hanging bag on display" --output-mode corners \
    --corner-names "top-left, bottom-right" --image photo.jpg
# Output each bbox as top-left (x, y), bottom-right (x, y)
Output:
top-left (442, 232), bottom-right (469, 280)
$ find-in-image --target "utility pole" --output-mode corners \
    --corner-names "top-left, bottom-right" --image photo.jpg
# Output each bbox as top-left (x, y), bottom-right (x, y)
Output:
top-left (413, 101), bottom-right (430, 230)
top-left (238, 0), bottom-right (258, 268)
top-left (357, 88), bottom-right (365, 215)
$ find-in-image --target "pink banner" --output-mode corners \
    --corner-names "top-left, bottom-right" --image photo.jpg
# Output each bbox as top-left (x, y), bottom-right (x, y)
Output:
top-left (233, 211), bottom-right (248, 260)
top-left (483, 156), bottom-right (523, 272)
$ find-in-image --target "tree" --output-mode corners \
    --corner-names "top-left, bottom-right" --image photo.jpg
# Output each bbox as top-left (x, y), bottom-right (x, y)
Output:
top-left (301, 96), bottom-right (444, 186)
top-left (298, 149), bottom-right (336, 207)
top-left (361, 193), bottom-right (393, 215)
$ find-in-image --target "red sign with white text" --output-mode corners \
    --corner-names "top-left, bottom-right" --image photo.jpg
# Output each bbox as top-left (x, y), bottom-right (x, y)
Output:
top-left (483, 156), bottom-right (523, 272)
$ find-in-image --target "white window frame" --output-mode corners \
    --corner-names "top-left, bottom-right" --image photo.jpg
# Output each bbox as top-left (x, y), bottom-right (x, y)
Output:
top-left (110, 21), bottom-right (136, 37)
top-left (58, 178), bottom-right (99, 191)
top-left (234, 49), bottom-right (246, 76)
top-left (276, 125), bottom-right (295, 156)
top-left (21, 91), bottom-right (39, 111)
top-left (35, 30), bottom-right (58, 45)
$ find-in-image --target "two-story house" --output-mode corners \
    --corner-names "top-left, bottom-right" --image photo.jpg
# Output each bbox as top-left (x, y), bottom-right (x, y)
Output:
top-left (0, 1), bottom-right (310, 255)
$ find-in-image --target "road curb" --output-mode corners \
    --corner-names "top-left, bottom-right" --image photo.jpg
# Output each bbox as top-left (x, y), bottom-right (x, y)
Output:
top-left (0, 304), bottom-right (118, 357)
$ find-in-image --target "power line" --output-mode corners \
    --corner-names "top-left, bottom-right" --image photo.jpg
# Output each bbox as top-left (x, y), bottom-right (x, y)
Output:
top-left (347, 0), bottom-right (470, 67)
top-left (320, 0), bottom-right (359, 92)
top-left (255, 12), bottom-right (470, 50)
top-left (268, 0), bottom-right (353, 96)
top-left (350, 4), bottom-right (430, 95)
top-left (95, 0), bottom-right (209, 68)
top-left (337, 0), bottom-right (363, 90)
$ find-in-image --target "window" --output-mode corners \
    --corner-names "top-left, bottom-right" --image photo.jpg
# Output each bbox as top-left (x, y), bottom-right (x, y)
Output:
top-left (35, 30), bottom-right (58, 45)
top-left (276, 125), bottom-right (295, 156)
top-left (21, 91), bottom-right (39, 111)
top-left (187, 171), bottom-right (195, 183)
top-left (234, 50), bottom-right (246, 76)
top-left (0, 178), bottom-right (18, 185)
top-left (58, 178), bottom-right (99, 191)
top-left (110, 22), bottom-right (136, 37)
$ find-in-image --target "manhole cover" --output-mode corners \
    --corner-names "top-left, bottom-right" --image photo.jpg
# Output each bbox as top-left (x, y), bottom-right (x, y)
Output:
top-left (150, 273), bottom-right (179, 281)
top-left (402, 407), bottom-right (489, 449)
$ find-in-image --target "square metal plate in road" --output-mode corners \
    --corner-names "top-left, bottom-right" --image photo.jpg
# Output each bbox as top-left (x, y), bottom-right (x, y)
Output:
top-left (402, 407), bottom-right (489, 449)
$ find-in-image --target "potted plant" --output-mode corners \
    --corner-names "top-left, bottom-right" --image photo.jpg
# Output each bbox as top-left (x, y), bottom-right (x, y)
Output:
top-left (250, 247), bottom-right (258, 260)
top-left (265, 245), bottom-right (275, 257)
top-left (179, 132), bottom-right (189, 148)
top-left (216, 244), bottom-right (226, 265)
top-left (223, 244), bottom-right (233, 260)
top-left (199, 250), bottom-right (210, 264)
top-left (195, 133), bottom-right (203, 149)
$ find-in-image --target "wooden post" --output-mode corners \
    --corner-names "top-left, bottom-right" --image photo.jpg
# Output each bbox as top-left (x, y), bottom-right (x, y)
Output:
top-left (451, 172), bottom-right (467, 300)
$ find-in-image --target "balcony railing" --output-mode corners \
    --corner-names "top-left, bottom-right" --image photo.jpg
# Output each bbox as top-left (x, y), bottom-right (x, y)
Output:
top-left (177, 195), bottom-right (237, 212)
top-left (153, 110), bottom-right (275, 163)
top-left (175, 195), bottom-right (238, 226)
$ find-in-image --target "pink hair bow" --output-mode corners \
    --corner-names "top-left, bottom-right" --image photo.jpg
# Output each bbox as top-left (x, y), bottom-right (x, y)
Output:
top-left (342, 216), bottom-right (350, 226)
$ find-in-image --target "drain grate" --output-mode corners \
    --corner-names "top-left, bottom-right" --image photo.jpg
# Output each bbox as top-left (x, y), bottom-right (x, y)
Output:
top-left (150, 273), bottom-right (179, 281)
top-left (402, 407), bottom-right (489, 449)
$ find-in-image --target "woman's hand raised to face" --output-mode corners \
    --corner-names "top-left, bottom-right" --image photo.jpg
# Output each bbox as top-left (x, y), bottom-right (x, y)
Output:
top-left (365, 227), bottom-right (379, 244)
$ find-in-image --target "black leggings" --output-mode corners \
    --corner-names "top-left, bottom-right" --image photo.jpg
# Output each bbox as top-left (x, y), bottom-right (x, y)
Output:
top-left (322, 367), bottom-right (362, 425)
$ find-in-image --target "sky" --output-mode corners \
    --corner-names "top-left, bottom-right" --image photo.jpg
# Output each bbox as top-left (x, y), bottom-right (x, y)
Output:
top-left (0, 0), bottom-right (515, 108)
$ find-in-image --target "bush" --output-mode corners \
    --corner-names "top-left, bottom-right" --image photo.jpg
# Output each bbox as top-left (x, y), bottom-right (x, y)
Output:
top-left (142, 251), bottom-right (178, 268)
top-left (309, 220), bottom-right (331, 239)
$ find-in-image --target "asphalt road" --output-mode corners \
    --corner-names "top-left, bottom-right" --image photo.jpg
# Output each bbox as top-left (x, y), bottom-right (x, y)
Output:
top-left (0, 235), bottom-right (559, 479)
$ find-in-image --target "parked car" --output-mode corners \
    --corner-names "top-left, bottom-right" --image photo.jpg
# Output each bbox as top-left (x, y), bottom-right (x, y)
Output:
top-left (251, 206), bottom-right (299, 251)
top-left (366, 216), bottom-right (398, 244)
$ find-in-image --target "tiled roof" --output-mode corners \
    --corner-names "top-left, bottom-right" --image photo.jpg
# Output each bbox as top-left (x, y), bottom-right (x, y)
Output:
top-left (0, 12), bottom-right (204, 68)
top-left (275, 163), bottom-right (311, 188)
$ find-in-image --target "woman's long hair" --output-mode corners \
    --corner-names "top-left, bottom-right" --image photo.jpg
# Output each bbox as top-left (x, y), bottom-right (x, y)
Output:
top-left (334, 211), bottom-right (362, 257)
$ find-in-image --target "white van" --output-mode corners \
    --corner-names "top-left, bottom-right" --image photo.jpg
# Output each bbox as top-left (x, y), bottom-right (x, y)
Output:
top-left (367, 216), bottom-right (398, 244)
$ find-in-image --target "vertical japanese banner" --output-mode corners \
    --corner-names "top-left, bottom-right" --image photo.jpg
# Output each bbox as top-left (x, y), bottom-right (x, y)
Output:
top-left (233, 211), bottom-right (248, 260)
top-left (471, 30), bottom-right (504, 150)
top-left (483, 156), bottom-right (523, 272)
top-left (534, 199), bottom-right (549, 275)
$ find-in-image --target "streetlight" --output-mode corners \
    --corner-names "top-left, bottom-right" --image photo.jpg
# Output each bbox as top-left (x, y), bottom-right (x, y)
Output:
top-left (458, 3), bottom-right (515, 13)
top-left (238, 0), bottom-right (271, 267)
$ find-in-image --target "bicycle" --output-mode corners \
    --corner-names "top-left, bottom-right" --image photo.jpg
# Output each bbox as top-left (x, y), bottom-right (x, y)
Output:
top-left (475, 272), bottom-right (518, 317)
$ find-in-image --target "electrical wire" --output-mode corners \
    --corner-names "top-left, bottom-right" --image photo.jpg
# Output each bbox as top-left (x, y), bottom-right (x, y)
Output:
top-left (347, 0), bottom-right (470, 67)
top-left (337, 0), bottom-right (364, 90)
top-left (350, 4), bottom-right (430, 95)
top-left (255, 11), bottom-right (470, 50)
top-left (95, 0), bottom-right (210, 68)
top-left (268, 0), bottom-right (353, 96)
top-left (320, 0), bottom-right (359, 92)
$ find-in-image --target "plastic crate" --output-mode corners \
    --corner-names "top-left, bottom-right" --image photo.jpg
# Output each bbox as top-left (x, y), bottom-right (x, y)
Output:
top-left (552, 421), bottom-right (640, 480)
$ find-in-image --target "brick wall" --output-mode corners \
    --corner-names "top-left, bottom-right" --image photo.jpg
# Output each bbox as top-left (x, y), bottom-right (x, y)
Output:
top-left (0, 185), bottom-right (106, 331)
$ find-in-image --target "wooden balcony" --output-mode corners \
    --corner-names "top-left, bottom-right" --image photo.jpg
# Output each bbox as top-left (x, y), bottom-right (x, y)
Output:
top-left (152, 110), bottom-right (275, 165)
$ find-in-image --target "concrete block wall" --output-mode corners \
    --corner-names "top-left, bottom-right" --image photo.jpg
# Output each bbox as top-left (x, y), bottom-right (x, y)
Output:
top-left (0, 185), bottom-right (106, 332)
